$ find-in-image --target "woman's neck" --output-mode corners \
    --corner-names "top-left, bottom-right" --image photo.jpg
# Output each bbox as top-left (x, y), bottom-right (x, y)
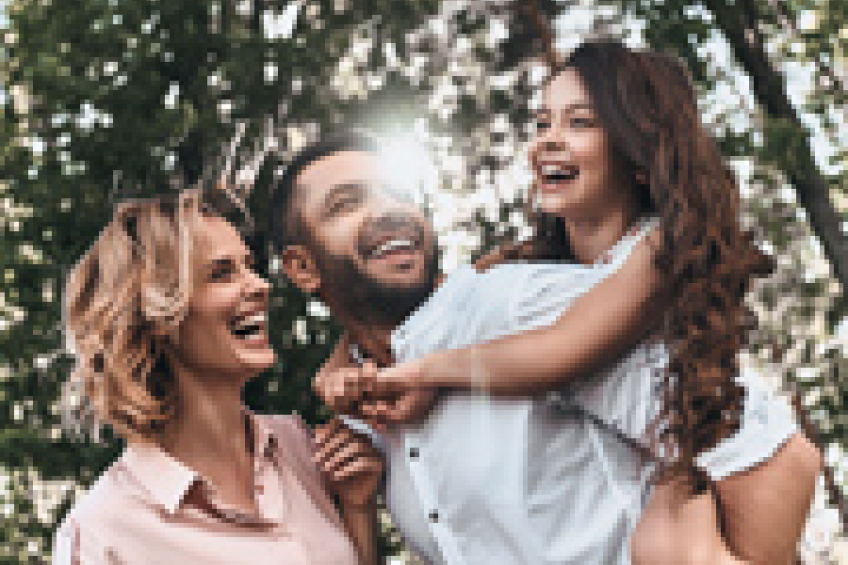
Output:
top-left (157, 364), bottom-right (253, 468)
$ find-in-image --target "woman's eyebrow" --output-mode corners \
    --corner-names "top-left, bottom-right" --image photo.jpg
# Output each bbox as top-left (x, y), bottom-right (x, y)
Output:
top-left (204, 252), bottom-right (252, 272)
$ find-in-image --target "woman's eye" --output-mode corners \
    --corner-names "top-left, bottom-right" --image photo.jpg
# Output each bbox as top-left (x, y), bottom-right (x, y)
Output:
top-left (535, 120), bottom-right (551, 131)
top-left (210, 264), bottom-right (233, 280)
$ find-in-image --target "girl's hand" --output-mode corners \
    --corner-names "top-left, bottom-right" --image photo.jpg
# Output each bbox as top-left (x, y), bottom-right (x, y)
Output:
top-left (359, 388), bottom-right (439, 429)
top-left (314, 362), bottom-right (379, 412)
top-left (364, 359), bottom-right (427, 397)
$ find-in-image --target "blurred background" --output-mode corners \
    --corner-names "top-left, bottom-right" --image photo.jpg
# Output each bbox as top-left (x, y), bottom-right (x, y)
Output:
top-left (0, 0), bottom-right (845, 562)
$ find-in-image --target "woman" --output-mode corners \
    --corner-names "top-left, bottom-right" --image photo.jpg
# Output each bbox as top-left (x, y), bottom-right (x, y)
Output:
top-left (318, 40), bottom-right (821, 564)
top-left (55, 187), bottom-right (382, 564)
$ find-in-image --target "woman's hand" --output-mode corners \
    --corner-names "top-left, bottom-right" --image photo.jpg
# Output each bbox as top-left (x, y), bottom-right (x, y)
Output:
top-left (313, 419), bottom-right (384, 508)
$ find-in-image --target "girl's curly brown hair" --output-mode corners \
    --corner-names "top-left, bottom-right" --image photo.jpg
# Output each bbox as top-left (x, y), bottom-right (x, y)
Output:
top-left (499, 40), bottom-right (775, 488)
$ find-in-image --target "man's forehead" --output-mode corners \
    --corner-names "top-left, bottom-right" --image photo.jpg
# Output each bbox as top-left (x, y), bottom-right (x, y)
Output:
top-left (297, 150), bottom-right (389, 195)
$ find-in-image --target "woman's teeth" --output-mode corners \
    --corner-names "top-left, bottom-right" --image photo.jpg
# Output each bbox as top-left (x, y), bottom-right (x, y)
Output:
top-left (230, 312), bottom-right (266, 339)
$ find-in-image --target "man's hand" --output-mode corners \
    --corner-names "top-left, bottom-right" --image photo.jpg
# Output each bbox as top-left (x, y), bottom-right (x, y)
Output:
top-left (313, 419), bottom-right (384, 508)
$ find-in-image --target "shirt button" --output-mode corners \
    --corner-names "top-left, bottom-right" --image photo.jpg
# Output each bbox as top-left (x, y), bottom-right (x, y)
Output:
top-left (428, 510), bottom-right (439, 523)
top-left (255, 484), bottom-right (264, 494)
top-left (409, 447), bottom-right (420, 459)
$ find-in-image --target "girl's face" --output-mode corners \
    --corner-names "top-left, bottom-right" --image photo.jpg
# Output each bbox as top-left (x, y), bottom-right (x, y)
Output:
top-left (528, 67), bottom-right (631, 220)
top-left (171, 214), bottom-right (275, 381)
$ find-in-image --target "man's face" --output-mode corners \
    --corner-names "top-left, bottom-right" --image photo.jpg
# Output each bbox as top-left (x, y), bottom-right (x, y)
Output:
top-left (291, 150), bottom-right (439, 326)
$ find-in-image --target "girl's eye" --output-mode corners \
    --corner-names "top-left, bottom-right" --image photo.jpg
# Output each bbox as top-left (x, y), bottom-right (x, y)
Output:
top-left (535, 120), bottom-right (551, 132)
top-left (571, 117), bottom-right (595, 128)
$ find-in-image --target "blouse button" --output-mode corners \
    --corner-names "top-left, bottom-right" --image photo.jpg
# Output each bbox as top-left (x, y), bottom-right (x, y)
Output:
top-left (409, 447), bottom-right (420, 459)
top-left (428, 510), bottom-right (439, 523)
top-left (255, 484), bottom-right (264, 494)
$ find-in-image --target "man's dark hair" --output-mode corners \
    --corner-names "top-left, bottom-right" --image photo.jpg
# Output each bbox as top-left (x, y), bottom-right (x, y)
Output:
top-left (269, 130), bottom-right (379, 252)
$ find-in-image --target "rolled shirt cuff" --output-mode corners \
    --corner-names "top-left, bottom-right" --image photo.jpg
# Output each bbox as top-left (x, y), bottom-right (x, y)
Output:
top-left (696, 380), bottom-right (799, 482)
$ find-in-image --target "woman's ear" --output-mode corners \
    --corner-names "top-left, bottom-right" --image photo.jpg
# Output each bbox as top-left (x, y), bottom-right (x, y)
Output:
top-left (280, 246), bottom-right (321, 294)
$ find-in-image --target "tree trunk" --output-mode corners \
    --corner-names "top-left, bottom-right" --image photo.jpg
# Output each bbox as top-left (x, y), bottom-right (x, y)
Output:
top-left (704, 0), bottom-right (847, 293)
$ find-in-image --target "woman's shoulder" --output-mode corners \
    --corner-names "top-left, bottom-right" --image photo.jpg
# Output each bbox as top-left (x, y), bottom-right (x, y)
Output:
top-left (255, 414), bottom-right (343, 524)
top-left (255, 413), bottom-right (316, 462)
top-left (53, 457), bottom-right (132, 562)
top-left (256, 412), bottom-right (310, 441)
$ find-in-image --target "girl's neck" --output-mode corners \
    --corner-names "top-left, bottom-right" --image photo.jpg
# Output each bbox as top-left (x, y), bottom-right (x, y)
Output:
top-left (561, 206), bottom-right (642, 265)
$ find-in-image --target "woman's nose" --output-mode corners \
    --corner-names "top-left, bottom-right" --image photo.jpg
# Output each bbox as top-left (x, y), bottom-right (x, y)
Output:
top-left (246, 268), bottom-right (271, 297)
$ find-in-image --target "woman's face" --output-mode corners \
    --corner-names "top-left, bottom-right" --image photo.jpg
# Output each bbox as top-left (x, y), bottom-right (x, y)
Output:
top-left (528, 67), bottom-right (631, 220)
top-left (171, 213), bottom-right (275, 379)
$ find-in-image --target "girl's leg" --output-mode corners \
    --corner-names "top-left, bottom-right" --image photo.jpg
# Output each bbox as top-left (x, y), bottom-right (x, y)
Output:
top-left (631, 480), bottom-right (745, 565)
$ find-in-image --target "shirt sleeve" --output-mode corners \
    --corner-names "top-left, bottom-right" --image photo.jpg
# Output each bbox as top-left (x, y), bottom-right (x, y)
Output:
top-left (507, 263), bottom-right (598, 334)
top-left (339, 416), bottom-right (386, 455)
top-left (695, 377), bottom-right (799, 481)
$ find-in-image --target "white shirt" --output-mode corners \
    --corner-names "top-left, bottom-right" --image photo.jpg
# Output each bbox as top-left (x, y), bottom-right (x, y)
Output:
top-left (357, 218), bottom-right (798, 565)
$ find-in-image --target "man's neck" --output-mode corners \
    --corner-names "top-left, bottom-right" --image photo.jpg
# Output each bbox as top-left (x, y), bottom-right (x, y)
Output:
top-left (336, 273), bottom-right (446, 367)
top-left (345, 321), bottom-right (396, 367)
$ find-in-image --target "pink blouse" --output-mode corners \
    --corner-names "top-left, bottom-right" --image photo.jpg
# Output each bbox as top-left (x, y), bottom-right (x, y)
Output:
top-left (52, 413), bottom-right (359, 565)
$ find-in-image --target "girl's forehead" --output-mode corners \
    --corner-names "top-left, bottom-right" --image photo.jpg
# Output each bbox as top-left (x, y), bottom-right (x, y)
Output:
top-left (543, 68), bottom-right (593, 109)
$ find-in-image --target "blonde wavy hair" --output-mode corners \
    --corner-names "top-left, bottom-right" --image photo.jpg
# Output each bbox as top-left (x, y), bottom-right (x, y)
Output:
top-left (62, 188), bottom-right (206, 442)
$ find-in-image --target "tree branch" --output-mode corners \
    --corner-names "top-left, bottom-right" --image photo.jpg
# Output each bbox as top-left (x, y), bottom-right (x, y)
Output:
top-left (519, 0), bottom-right (561, 70)
top-left (703, 0), bottom-right (847, 294)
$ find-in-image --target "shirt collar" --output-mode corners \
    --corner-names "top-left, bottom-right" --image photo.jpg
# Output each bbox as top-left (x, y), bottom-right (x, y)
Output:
top-left (121, 408), bottom-right (280, 514)
top-left (122, 441), bottom-right (199, 515)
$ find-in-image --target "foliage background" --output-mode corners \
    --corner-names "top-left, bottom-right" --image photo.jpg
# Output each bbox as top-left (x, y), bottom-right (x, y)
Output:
top-left (1, 0), bottom-right (845, 563)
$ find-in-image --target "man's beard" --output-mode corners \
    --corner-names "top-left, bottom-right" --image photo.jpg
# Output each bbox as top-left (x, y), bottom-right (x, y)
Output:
top-left (312, 242), bottom-right (439, 328)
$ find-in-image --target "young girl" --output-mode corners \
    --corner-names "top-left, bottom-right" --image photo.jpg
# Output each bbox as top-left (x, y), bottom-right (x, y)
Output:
top-left (317, 41), bottom-right (821, 564)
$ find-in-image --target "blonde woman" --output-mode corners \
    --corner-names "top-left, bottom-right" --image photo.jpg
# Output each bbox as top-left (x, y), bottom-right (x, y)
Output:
top-left (55, 188), bottom-right (382, 564)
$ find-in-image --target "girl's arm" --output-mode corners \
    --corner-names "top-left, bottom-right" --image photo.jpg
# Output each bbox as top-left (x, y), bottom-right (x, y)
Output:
top-left (375, 230), bottom-right (664, 395)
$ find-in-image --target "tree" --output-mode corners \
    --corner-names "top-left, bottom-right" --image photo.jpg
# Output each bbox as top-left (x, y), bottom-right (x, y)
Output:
top-left (0, 0), bottom-right (440, 560)
top-left (1, 0), bottom-right (844, 562)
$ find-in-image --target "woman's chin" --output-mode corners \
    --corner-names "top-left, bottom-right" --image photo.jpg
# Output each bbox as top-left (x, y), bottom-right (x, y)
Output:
top-left (232, 344), bottom-right (277, 374)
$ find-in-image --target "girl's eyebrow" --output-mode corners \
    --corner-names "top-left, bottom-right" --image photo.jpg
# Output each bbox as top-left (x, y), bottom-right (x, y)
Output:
top-left (556, 102), bottom-right (596, 112)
